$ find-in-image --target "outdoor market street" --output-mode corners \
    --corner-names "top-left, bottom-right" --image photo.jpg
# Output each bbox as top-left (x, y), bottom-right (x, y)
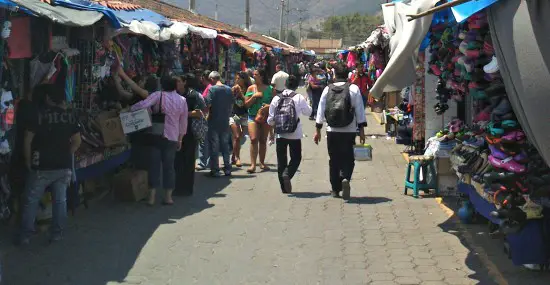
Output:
top-left (0, 109), bottom-right (542, 285)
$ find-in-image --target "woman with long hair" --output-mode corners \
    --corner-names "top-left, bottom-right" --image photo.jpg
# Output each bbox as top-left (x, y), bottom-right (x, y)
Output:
top-left (308, 68), bottom-right (326, 121)
top-left (244, 68), bottom-right (274, 173)
top-left (230, 71), bottom-right (251, 167)
top-left (174, 74), bottom-right (205, 196)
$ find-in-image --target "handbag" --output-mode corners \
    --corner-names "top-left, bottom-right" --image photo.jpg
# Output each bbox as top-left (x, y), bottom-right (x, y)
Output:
top-left (192, 110), bottom-right (208, 142)
top-left (150, 92), bottom-right (165, 136)
top-left (253, 86), bottom-right (269, 124)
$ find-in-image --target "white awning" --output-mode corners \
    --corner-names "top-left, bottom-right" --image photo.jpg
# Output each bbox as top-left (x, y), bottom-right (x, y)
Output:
top-left (370, 0), bottom-right (439, 99)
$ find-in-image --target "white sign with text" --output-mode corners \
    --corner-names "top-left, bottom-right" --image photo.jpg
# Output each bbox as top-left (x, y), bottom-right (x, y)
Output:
top-left (119, 109), bottom-right (152, 134)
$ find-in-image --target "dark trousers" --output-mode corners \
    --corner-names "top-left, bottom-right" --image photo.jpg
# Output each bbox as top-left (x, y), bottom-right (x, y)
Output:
top-left (311, 89), bottom-right (323, 118)
top-left (327, 132), bottom-right (356, 192)
top-left (276, 138), bottom-right (302, 191)
top-left (175, 133), bottom-right (197, 196)
top-left (149, 138), bottom-right (178, 189)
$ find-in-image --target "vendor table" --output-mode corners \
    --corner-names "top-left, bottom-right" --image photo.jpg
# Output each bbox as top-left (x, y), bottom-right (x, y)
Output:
top-left (69, 150), bottom-right (131, 212)
top-left (458, 182), bottom-right (550, 266)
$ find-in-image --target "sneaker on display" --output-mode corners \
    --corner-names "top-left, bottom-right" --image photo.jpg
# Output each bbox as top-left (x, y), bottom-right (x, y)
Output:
top-left (484, 56), bottom-right (499, 73)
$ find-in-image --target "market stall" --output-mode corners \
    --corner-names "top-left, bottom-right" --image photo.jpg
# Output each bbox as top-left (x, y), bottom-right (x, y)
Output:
top-left (407, 1), bottom-right (550, 268)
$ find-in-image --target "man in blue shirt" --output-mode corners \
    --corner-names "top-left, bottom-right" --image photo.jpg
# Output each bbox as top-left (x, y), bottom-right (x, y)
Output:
top-left (205, 71), bottom-right (235, 177)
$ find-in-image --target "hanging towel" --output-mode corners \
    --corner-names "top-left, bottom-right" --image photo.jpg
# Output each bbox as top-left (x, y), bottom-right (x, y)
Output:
top-left (7, 17), bottom-right (31, 59)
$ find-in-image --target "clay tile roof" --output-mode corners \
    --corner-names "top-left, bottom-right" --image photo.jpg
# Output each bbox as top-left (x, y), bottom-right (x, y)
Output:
top-left (94, 1), bottom-right (142, 10)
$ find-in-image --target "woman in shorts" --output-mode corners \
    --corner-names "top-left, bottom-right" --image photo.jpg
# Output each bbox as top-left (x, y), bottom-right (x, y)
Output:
top-left (230, 71), bottom-right (251, 167)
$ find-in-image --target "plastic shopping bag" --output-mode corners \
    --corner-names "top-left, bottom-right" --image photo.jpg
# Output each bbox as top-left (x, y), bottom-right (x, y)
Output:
top-left (354, 144), bottom-right (373, 161)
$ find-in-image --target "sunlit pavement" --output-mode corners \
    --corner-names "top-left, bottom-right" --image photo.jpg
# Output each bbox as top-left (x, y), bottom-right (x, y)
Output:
top-left (2, 97), bottom-right (505, 285)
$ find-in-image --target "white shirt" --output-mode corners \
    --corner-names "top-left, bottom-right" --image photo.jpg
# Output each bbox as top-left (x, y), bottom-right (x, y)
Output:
top-left (271, 70), bottom-right (289, 91)
top-left (316, 82), bottom-right (367, 133)
top-left (267, 89), bottom-right (312, 140)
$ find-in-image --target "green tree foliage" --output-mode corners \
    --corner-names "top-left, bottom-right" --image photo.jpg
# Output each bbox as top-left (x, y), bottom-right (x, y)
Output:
top-left (320, 13), bottom-right (383, 46)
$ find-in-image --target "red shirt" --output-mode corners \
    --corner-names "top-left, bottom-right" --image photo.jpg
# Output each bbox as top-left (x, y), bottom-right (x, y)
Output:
top-left (350, 73), bottom-right (368, 97)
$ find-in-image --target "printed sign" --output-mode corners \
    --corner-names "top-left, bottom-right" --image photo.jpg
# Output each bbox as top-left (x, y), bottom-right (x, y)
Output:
top-left (119, 109), bottom-right (152, 134)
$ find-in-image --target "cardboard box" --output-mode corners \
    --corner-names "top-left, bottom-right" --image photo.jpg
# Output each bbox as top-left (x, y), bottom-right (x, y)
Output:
top-left (112, 169), bottom-right (149, 202)
top-left (119, 109), bottom-right (152, 134)
top-left (437, 157), bottom-right (453, 175)
top-left (385, 91), bottom-right (400, 109)
top-left (96, 111), bottom-right (127, 147)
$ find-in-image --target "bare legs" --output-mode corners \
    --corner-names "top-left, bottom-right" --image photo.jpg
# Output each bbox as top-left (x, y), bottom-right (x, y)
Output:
top-left (231, 122), bottom-right (243, 167)
top-left (248, 121), bottom-right (259, 173)
top-left (259, 125), bottom-right (271, 170)
top-left (248, 121), bottom-right (271, 173)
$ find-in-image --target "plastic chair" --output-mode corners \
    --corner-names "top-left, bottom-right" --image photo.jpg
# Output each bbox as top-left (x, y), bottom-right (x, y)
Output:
top-left (404, 155), bottom-right (439, 198)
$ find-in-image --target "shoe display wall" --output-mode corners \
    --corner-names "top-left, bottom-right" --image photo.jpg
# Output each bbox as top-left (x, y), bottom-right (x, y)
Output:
top-left (427, 11), bottom-right (550, 237)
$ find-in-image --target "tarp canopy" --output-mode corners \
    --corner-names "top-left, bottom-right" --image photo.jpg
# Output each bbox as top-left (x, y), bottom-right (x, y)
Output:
top-left (51, 0), bottom-right (121, 28)
top-left (113, 9), bottom-right (172, 27)
top-left (118, 20), bottom-right (172, 41)
top-left (370, 0), bottom-right (439, 99)
top-left (0, 0), bottom-right (33, 15)
top-left (12, 0), bottom-right (103, 27)
top-left (488, 0), bottom-right (550, 166)
top-left (236, 38), bottom-right (256, 54)
top-left (188, 25), bottom-right (217, 39)
top-left (451, 0), bottom-right (499, 22)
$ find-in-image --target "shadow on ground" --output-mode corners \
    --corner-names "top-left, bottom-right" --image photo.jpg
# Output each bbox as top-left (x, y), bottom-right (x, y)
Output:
top-left (0, 172), bottom-right (252, 285)
top-left (346, 196), bottom-right (392, 205)
top-left (438, 197), bottom-right (550, 285)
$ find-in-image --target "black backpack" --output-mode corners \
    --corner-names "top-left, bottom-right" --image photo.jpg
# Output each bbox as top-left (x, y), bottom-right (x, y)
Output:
top-left (325, 83), bottom-right (355, 127)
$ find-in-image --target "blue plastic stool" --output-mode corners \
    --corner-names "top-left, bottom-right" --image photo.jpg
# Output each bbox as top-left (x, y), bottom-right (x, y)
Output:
top-left (404, 155), bottom-right (439, 198)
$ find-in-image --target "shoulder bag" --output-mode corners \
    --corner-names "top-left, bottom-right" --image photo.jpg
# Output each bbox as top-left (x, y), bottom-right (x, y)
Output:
top-left (150, 92), bottom-right (165, 136)
top-left (192, 110), bottom-right (208, 142)
top-left (253, 86), bottom-right (270, 124)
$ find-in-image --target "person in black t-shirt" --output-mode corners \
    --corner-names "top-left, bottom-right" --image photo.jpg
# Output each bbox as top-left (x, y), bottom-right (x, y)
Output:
top-left (17, 84), bottom-right (81, 245)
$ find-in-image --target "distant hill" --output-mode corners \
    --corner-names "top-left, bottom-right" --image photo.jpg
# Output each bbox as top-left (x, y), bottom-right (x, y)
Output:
top-left (164, 0), bottom-right (383, 33)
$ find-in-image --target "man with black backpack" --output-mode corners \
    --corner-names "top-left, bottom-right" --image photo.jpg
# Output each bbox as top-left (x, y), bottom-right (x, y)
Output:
top-left (268, 75), bottom-right (312, 194)
top-left (314, 62), bottom-right (367, 200)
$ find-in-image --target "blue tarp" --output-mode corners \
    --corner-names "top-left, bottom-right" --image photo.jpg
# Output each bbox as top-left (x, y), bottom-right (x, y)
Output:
top-left (249, 43), bottom-right (262, 50)
top-left (114, 9), bottom-right (172, 27)
top-left (51, 0), bottom-right (121, 28)
top-left (449, 0), bottom-right (499, 22)
top-left (0, 0), bottom-right (33, 15)
top-left (419, 4), bottom-right (456, 51)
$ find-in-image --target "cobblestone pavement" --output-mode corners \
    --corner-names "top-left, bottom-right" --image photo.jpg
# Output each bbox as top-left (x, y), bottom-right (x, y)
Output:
top-left (1, 112), bottom-right (503, 285)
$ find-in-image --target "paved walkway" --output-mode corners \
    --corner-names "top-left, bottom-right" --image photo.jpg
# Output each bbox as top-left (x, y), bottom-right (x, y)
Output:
top-left (0, 112), bottom-right (511, 285)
